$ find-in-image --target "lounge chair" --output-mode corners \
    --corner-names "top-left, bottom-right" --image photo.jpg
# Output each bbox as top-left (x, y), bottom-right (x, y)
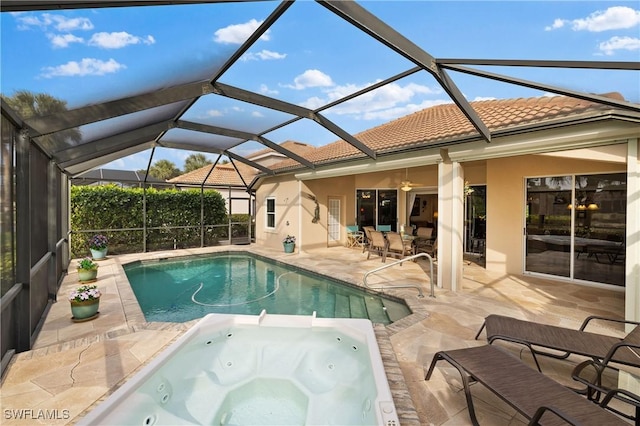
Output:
top-left (475, 314), bottom-right (640, 372)
top-left (572, 350), bottom-right (640, 423)
top-left (425, 345), bottom-right (633, 425)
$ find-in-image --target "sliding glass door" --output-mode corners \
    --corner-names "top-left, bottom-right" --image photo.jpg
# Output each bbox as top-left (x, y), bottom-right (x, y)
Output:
top-left (525, 173), bottom-right (626, 286)
top-left (357, 189), bottom-right (398, 231)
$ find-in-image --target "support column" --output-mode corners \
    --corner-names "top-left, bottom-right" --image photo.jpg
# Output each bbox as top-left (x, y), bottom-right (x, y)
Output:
top-left (437, 150), bottom-right (464, 291)
top-left (626, 138), bottom-right (639, 324)
top-left (15, 129), bottom-right (31, 352)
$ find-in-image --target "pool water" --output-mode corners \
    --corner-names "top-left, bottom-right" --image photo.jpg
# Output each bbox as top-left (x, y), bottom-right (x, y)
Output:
top-left (124, 253), bottom-right (410, 324)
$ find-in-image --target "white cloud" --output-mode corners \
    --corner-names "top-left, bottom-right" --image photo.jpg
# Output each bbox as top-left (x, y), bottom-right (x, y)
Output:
top-left (300, 80), bottom-right (444, 121)
top-left (544, 19), bottom-right (567, 31)
top-left (598, 36), bottom-right (640, 55)
top-left (15, 13), bottom-right (93, 31)
top-left (206, 109), bottom-right (224, 117)
top-left (360, 99), bottom-right (452, 121)
top-left (251, 111), bottom-right (264, 118)
top-left (547, 6), bottom-right (640, 32)
top-left (48, 33), bottom-right (84, 48)
top-left (214, 19), bottom-right (270, 44)
top-left (40, 58), bottom-right (125, 78)
top-left (259, 84), bottom-right (279, 96)
top-left (88, 32), bottom-right (156, 49)
top-left (241, 49), bottom-right (287, 61)
top-left (471, 96), bottom-right (497, 102)
top-left (284, 69), bottom-right (334, 90)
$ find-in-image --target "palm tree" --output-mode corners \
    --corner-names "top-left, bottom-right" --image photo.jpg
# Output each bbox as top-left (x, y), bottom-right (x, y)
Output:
top-left (148, 159), bottom-right (181, 180)
top-left (1, 90), bottom-right (82, 149)
top-left (183, 153), bottom-right (212, 173)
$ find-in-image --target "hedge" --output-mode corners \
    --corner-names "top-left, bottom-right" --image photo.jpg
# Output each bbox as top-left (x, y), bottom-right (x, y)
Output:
top-left (70, 185), bottom-right (229, 258)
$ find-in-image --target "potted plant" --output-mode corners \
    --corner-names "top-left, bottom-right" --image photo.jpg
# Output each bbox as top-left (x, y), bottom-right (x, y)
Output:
top-left (77, 257), bottom-right (99, 283)
top-left (282, 235), bottom-right (296, 253)
top-left (69, 284), bottom-right (101, 321)
top-left (89, 234), bottom-right (108, 259)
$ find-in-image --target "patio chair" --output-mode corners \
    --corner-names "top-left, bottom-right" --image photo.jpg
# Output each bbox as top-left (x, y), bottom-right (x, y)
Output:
top-left (425, 345), bottom-right (632, 426)
top-left (385, 232), bottom-right (414, 262)
top-left (376, 224), bottom-right (392, 232)
top-left (416, 237), bottom-right (437, 259)
top-left (345, 225), bottom-right (364, 248)
top-left (366, 230), bottom-right (388, 262)
top-left (362, 226), bottom-right (375, 253)
top-left (475, 314), bottom-right (640, 372)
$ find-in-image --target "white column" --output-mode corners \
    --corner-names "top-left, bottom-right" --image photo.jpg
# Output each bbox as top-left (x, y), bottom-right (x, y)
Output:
top-left (437, 150), bottom-right (464, 291)
top-left (626, 138), bottom-right (639, 324)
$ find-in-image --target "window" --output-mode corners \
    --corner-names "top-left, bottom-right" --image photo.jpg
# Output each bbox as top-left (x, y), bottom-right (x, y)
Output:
top-left (266, 197), bottom-right (275, 229)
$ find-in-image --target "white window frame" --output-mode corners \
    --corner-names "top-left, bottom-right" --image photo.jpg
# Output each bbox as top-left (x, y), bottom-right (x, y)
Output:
top-left (266, 197), bottom-right (276, 229)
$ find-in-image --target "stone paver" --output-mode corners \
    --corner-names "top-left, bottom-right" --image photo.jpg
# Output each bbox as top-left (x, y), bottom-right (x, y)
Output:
top-left (0, 245), bottom-right (628, 425)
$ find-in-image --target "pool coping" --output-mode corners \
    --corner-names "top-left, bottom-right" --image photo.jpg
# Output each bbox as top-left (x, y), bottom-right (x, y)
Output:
top-left (109, 245), bottom-right (424, 424)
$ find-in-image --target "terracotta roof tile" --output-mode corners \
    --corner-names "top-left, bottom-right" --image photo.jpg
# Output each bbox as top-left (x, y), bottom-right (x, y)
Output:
top-left (169, 161), bottom-right (258, 186)
top-left (270, 94), bottom-right (627, 170)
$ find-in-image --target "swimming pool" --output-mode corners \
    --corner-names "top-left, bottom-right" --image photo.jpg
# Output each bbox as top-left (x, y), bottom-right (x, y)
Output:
top-left (124, 252), bottom-right (410, 324)
top-left (77, 312), bottom-right (400, 425)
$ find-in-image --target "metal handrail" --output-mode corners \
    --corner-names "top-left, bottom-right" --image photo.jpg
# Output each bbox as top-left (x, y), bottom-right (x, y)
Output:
top-left (363, 252), bottom-right (435, 298)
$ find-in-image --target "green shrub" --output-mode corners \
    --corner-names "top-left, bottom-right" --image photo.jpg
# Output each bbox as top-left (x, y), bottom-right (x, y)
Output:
top-left (70, 185), bottom-right (227, 257)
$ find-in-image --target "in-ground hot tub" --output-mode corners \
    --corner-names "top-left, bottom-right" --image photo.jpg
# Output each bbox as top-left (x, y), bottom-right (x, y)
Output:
top-left (78, 311), bottom-right (399, 425)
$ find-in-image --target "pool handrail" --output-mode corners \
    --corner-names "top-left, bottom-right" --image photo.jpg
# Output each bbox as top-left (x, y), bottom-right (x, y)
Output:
top-left (363, 252), bottom-right (435, 298)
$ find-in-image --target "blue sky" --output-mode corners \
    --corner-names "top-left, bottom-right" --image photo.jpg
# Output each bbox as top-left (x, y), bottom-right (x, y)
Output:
top-left (2, 1), bottom-right (639, 173)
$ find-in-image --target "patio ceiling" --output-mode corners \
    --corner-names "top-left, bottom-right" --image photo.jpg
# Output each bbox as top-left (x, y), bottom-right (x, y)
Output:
top-left (2, 0), bottom-right (639, 184)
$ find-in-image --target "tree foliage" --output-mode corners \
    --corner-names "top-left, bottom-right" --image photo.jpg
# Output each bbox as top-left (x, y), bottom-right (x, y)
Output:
top-left (2, 90), bottom-right (82, 148)
top-left (148, 159), bottom-right (181, 180)
top-left (184, 153), bottom-right (213, 173)
top-left (70, 185), bottom-right (228, 257)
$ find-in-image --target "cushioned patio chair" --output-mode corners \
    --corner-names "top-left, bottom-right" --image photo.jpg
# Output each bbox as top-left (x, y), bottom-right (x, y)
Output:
top-left (425, 345), bottom-right (633, 426)
top-left (475, 314), bottom-right (640, 372)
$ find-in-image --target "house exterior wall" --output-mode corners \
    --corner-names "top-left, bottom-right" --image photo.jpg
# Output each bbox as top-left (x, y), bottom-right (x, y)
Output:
top-left (485, 146), bottom-right (627, 276)
top-left (255, 174), bottom-right (358, 251)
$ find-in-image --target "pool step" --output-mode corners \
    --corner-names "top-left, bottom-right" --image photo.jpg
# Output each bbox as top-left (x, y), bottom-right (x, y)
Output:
top-left (334, 294), bottom-right (351, 318)
top-left (363, 296), bottom-right (390, 324)
top-left (348, 295), bottom-right (368, 318)
top-left (381, 299), bottom-right (408, 323)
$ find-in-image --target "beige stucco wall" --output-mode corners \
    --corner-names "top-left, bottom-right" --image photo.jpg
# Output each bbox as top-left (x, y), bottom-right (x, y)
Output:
top-left (255, 174), bottom-right (359, 251)
top-left (485, 145), bottom-right (627, 275)
top-left (255, 166), bottom-right (440, 251)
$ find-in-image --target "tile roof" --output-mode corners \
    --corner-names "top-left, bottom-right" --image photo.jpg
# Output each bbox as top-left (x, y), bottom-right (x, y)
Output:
top-left (246, 140), bottom-right (318, 160)
top-left (169, 160), bottom-right (258, 187)
top-left (171, 93), bottom-right (633, 185)
top-left (270, 93), bottom-right (631, 170)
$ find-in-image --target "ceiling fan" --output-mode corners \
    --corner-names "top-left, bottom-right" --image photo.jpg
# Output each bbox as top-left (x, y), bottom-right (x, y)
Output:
top-left (400, 168), bottom-right (423, 192)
